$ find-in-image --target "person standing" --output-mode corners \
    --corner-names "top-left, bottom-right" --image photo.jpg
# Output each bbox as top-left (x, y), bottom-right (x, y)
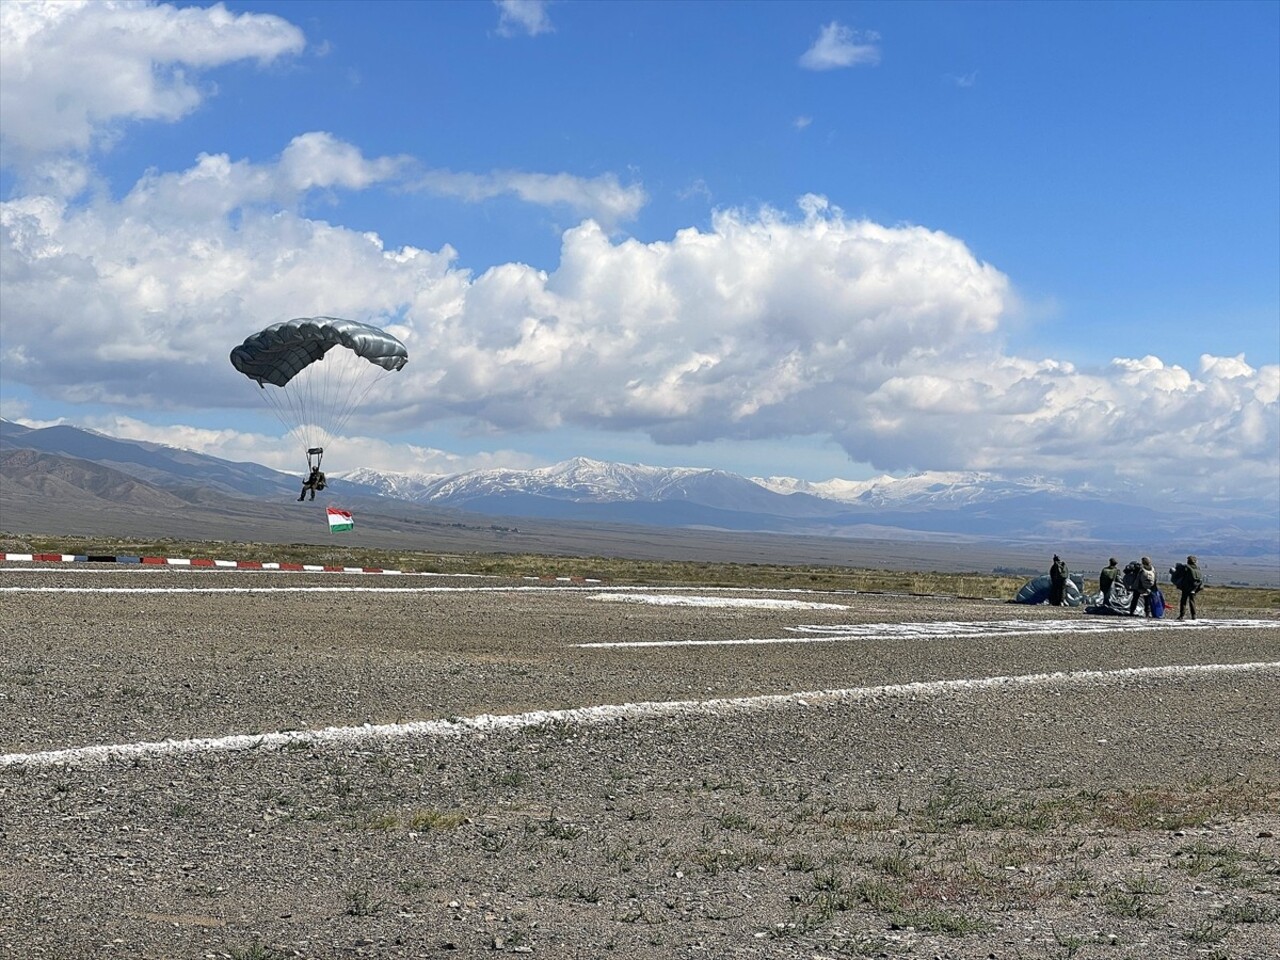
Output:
top-left (1128, 556), bottom-right (1157, 616)
top-left (1171, 555), bottom-right (1203, 620)
top-left (1098, 557), bottom-right (1119, 602)
top-left (1049, 554), bottom-right (1070, 606)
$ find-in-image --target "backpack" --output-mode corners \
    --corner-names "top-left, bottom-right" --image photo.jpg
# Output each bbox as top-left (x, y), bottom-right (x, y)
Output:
top-left (1150, 588), bottom-right (1165, 619)
top-left (1173, 562), bottom-right (1203, 593)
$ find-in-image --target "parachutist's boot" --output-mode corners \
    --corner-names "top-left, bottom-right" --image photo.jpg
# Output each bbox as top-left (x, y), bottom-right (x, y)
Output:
top-left (297, 493), bottom-right (305, 501)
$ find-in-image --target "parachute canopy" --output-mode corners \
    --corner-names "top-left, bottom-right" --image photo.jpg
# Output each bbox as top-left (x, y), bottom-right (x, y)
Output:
top-left (1013, 573), bottom-right (1088, 607)
top-left (230, 317), bottom-right (408, 388)
top-left (229, 317), bottom-right (408, 460)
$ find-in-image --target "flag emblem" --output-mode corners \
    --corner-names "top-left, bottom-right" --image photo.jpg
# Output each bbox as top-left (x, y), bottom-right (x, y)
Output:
top-left (326, 507), bottom-right (354, 533)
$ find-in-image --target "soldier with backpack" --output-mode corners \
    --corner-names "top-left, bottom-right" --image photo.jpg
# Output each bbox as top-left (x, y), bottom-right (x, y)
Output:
top-left (1170, 555), bottom-right (1204, 620)
top-left (1098, 558), bottom-right (1120, 603)
top-left (1126, 557), bottom-right (1158, 617)
top-left (1048, 554), bottom-right (1070, 606)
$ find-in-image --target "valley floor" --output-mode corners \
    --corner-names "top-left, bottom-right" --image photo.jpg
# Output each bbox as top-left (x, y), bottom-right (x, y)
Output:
top-left (2, 564), bottom-right (1277, 959)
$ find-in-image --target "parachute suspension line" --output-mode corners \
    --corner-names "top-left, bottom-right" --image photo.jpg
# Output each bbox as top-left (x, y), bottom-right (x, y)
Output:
top-left (254, 382), bottom-right (311, 458)
top-left (295, 348), bottom-right (366, 452)
top-left (324, 363), bottom-right (396, 443)
top-left (252, 351), bottom-right (396, 464)
top-left (257, 379), bottom-right (319, 460)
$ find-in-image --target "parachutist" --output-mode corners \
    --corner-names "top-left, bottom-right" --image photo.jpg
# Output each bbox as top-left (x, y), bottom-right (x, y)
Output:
top-left (229, 317), bottom-right (408, 480)
top-left (299, 466), bottom-right (325, 501)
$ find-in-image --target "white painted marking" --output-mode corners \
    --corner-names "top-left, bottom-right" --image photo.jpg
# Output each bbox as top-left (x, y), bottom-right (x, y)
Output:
top-left (4, 661), bottom-right (1277, 769)
top-left (591, 593), bottom-right (850, 611)
top-left (574, 617), bottom-right (1278, 647)
top-left (0, 567), bottom-right (844, 594)
top-left (0, 566), bottom-right (495, 578)
top-left (0, 584), bottom-right (603, 594)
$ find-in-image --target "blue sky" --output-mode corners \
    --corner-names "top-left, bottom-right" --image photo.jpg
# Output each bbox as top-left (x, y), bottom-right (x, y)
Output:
top-left (1, 0), bottom-right (1277, 504)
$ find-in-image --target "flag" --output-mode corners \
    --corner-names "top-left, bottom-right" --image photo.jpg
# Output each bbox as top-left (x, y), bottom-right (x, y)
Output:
top-left (326, 507), bottom-right (354, 533)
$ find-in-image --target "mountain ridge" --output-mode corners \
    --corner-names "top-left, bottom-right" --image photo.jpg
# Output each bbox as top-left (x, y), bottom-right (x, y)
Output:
top-left (3, 419), bottom-right (1276, 562)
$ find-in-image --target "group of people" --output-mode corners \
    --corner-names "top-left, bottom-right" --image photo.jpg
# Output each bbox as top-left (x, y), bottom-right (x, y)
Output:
top-left (1049, 553), bottom-right (1203, 620)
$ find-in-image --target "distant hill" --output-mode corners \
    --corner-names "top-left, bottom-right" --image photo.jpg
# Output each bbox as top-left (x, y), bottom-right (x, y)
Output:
top-left (0, 419), bottom-right (297, 498)
top-left (0, 447), bottom-right (199, 510)
top-left (2, 419), bottom-right (1276, 578)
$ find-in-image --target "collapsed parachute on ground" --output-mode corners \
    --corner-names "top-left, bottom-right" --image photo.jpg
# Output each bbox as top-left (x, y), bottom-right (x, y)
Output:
top-left (1085, 581), bottom-right (1137, 616)
top-left (1085, 561), bottom-right (1165, 616)
top-left (1012, 573), bottom-right (1091, 607)
top-left (230, 317), bottom-right (408, 466)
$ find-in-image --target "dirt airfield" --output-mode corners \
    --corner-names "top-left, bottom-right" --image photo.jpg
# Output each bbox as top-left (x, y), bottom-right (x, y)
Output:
top-left (1, 563), bottom-right (1277, 960)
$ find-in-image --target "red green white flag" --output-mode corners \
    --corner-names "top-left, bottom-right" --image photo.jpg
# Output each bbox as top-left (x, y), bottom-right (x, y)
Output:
top-left (326, 507), bottom-right (354, 533)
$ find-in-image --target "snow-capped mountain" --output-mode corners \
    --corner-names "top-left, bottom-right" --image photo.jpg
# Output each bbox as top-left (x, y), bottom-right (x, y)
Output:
top-left (5, 420), bottom-right (1275, 558)
top-left (340, 466), bottom-right (446, 501)
top-left (753, 471), bottom-right (1079, 508)
top-left (335, 456), bottom-right (1276, 556)
top-left (345, 459), bottom-right (1072, 514)
top-left (342, 457), bottom-right (837, 515)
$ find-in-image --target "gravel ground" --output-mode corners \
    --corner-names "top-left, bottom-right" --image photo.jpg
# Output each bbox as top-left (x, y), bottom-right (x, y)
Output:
top-left (1, 564), bottom-right (1277, 960)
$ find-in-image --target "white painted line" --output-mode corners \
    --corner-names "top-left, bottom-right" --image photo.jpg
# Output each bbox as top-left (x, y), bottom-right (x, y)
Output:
top-left (4, 661), bottom-right (1277, 769)
top-left (575, 617), bottom-right (1279, 648)
top-left (0, 582), bottom-right (809, 596)
top-left (591, 593), bottom-right (850, 611)
top-left (0, 566), bottom-right (518, 580)
top-left (0, 585), bottom-right (595, 594)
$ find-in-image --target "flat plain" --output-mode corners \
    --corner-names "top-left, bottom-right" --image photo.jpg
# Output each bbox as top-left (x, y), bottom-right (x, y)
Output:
top-left (1, 562), bottom-right (1277, 960)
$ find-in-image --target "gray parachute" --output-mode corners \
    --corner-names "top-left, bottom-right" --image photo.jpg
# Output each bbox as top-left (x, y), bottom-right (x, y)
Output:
top-left (230, 317), bottom-right (408, 388)
top-left (229, 317), bottom-right (409, 462)
top-left (1013, 573), bottom-right (1088, 607)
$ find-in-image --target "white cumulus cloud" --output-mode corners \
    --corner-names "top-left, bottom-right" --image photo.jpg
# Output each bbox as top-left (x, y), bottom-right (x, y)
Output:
top-left (0, 0), bottom-right (304, 171)
top-left (4, 139), bottom-right (1275, 503)
top-left (71, 415), bottom-right (539, 475)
